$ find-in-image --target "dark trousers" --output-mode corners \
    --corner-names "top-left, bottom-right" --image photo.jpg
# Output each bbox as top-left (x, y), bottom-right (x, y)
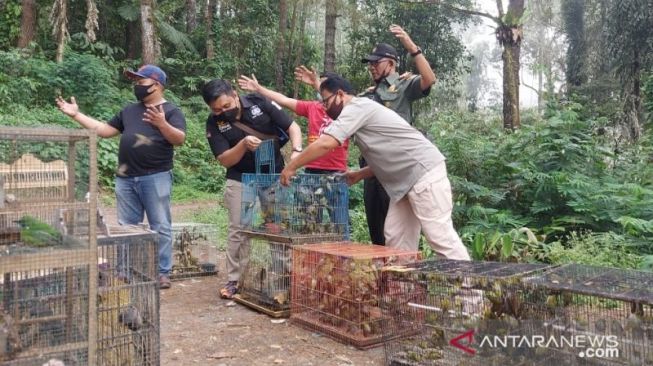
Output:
top-left (363, 176), bottom-right (390, 245)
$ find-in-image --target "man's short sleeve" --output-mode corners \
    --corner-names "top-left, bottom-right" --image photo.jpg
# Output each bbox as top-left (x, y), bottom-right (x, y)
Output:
top-left (205, 116), bottom-right (230, 157)
top-left (404, 75), bottom-right (431, 101)
top-left (165, 106), bottom-right (187, 132)
top-left (323, 99), bottom-right (368, 144)
top-left (262, 99), bottom-right (293, 131)
top-left (295, 100), bottom-right (310, 118)
top-left (108, 111), bottom-right (124, 132)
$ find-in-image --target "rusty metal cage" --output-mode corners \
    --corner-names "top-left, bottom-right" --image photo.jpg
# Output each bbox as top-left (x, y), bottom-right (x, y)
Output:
top-left (97, 225), bottom-right (160, 366)
top-left (522, 264), bottom-right (653, 365)
top-left (240, 173), bottom-right (349, 238)
top-left (0, 127), bottom-right (98, 365)
top-left (170, 223), bottom-right (220, 280)
top-left (382, 260), bottom-right (551, 365)
top-left (235, 232), bottom-right (345, 318)
top-left (290, 243), bottom-right (420, 349)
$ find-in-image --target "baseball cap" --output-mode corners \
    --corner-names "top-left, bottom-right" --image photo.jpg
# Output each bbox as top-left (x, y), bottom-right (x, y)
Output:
top-left (361, 43), bottom-right (398, 63)
top-left (124, 64), bottom-right (167, 86)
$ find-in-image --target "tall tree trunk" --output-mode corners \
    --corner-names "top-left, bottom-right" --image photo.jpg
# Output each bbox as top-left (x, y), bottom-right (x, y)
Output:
top-left (186, 0), bottom-right (197, 33)
top-left (623, 49), bottom-right (642, 141)
top-left (502, 43), bottom-right (521, 129)
top-left (85, 0), bottom-right (98, 42)
top-left (324, 0), bottom-right (337, 72)
top-left (126, 21), bottom-right (140, 59)
top-left (17, 0), bottom-right (37, 48)
top-left (275, 0), bottom-right (288, 90)
top-left (50, 0), bottom-right (68, 63)
top-left (292, 1), bottom-right (307, 98)
top-left (140, 0), bottom-right (157, 64)
top-left (205, 0), bottom-right (216, 60)
top-left (496, 0), bottom-right (524, 129)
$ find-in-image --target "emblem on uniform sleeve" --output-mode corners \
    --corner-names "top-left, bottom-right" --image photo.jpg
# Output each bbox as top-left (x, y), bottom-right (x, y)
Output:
top-left (251, 105), bottom-right (263, 118)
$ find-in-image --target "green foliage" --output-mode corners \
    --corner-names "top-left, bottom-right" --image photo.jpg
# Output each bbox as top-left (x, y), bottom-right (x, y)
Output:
top-left (644, 72), bottom-right (653, 122)
top-left (466, 228), bottom-right (548, 263)
top-left (181, 207), bottom-right (227, 251)
top-left (547, 232), bottom-right (643, 269)
top-left (0, 0), bottom-right (21, 50)
top-left (349, 206), bottom-right (370, 243)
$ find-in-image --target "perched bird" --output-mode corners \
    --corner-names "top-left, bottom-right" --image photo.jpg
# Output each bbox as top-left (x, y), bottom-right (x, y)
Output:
top-left (15, 215), bottom-right (62, 247)
top-left (119, 305), bottom-right (143, 331)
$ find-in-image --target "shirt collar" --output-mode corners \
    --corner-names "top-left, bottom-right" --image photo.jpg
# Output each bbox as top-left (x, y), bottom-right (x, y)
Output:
top-left (240, 95), bottom-right (254, 109)
top-left (383, 72), bottom-right (400, 85)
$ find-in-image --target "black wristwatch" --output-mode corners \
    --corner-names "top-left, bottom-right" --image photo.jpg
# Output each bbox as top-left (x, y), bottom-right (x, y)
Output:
top-left (410, 47), bottom-right (423, 57)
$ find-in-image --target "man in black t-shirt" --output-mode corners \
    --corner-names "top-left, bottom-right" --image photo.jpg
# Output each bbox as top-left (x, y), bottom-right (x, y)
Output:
top-left (201, 79), bottom-right (302, 299)
top-left (56, 64), bottom-right (186, 290)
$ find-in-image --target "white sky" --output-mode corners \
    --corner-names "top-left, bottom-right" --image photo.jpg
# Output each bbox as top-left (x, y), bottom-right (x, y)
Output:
top-left (466, 0), bottom-right (540, 108)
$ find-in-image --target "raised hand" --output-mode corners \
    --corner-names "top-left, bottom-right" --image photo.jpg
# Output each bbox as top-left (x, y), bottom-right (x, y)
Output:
top-left (389, 24), bottom-right (418, 52)
top-left (238, 74), bottom-right (261, 92)
top-left (294, 65), bottom-right (319, 88)
top-left (55, 96), bottom-right (79, 117)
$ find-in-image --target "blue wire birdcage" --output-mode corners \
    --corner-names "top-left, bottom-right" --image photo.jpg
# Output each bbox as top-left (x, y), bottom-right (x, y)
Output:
top-left (241, 138), bottom-right (349, 238)
top-left (241, 173), bottom-right (349, 238)
top-left (255, 139), bottom-right (277, 174)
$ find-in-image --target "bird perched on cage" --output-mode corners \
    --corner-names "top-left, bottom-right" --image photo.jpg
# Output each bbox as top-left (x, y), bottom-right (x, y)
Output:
top-left (119, 304), bottom-right (143, 331)
top-left (0, 311), bottom-right (21, 362)
top-left (15, 215), bottom-right (62, 247)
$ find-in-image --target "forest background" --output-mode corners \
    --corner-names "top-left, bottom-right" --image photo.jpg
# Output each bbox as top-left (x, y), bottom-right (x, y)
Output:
top-left (0, 0), bottom-right (652, 270)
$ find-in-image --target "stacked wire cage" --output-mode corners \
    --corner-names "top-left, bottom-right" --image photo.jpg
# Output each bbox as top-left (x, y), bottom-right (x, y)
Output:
top-left (522, 264), bottom-right (653, 365)
top-left (97, 225), bottom-right (160, 366)
top-left (0, 127), bottom-right (98, 365)
top-left (236, 140), bottom-right (350, 316)
top-left (290, 243), bottom-right (420, 349)
top-left (170, 223), bottom-right (220, 279)
top-left (382, 260), bottom-right (551, 366)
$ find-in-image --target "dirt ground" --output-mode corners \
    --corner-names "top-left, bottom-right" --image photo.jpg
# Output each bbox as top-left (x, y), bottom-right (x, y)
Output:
top-left (102, 202), bottom-right (385, 366)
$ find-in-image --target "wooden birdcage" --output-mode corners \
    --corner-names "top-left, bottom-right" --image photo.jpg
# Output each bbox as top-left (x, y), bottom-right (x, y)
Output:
top-left (0, 127), bottom-right (98, 365)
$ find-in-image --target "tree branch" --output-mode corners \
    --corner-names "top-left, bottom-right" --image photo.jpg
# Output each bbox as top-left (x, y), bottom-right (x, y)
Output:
top-left (522, 81), bottom-right (541, 96)
top-left (400, 0), bottom-right (501, 23)
top-left (496, 0), bottom-right (505, 19)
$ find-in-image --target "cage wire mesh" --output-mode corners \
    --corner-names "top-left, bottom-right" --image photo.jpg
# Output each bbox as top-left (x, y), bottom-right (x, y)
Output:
top-left (290, 243), bottom-right (420, 349)
top-left (97, 225), bottom-right (160, 366)
top-left (236, 232), bottom-right (346, 317)
top-left (382, 260), bottom-right (551, 366)
top-left (170, 223), bottom-right (220, 279)
top-left (0, 127), bottom-right (98, 365)
top-left (522, 264), bottom-right (653, 366)
top-left (240, 173), bottom-right (349, 237)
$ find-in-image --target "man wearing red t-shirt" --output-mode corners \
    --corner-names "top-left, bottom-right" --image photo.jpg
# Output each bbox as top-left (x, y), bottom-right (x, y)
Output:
top-left (237, 74), bottom-right (349, 174)
top-left (238, 73), bottom-right (351, 237)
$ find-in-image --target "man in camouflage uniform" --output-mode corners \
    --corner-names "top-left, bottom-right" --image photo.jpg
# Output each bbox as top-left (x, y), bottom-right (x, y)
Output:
top-left (359, 24), bottom-right (437, 245)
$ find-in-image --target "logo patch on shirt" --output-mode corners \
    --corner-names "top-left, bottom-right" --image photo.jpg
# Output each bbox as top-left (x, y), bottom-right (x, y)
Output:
top-left (217, 121), bottom-right (232, 133)
top-left (250, 105), bottom-right (263, 118)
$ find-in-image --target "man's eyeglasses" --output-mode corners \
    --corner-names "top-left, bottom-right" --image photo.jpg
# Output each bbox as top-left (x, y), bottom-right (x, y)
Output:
top-left (368, 59), bottom-right (389, 67)
top-left (321, 93), bottom-right (336, 107)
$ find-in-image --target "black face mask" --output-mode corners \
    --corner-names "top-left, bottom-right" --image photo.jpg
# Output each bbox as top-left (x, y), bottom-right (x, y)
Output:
top-left (325, 97), bottom-right (344, 120)
top-left (218, 108), bottom-right (239, 123)
top-left (134, 84), bottom-right (154, 102)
